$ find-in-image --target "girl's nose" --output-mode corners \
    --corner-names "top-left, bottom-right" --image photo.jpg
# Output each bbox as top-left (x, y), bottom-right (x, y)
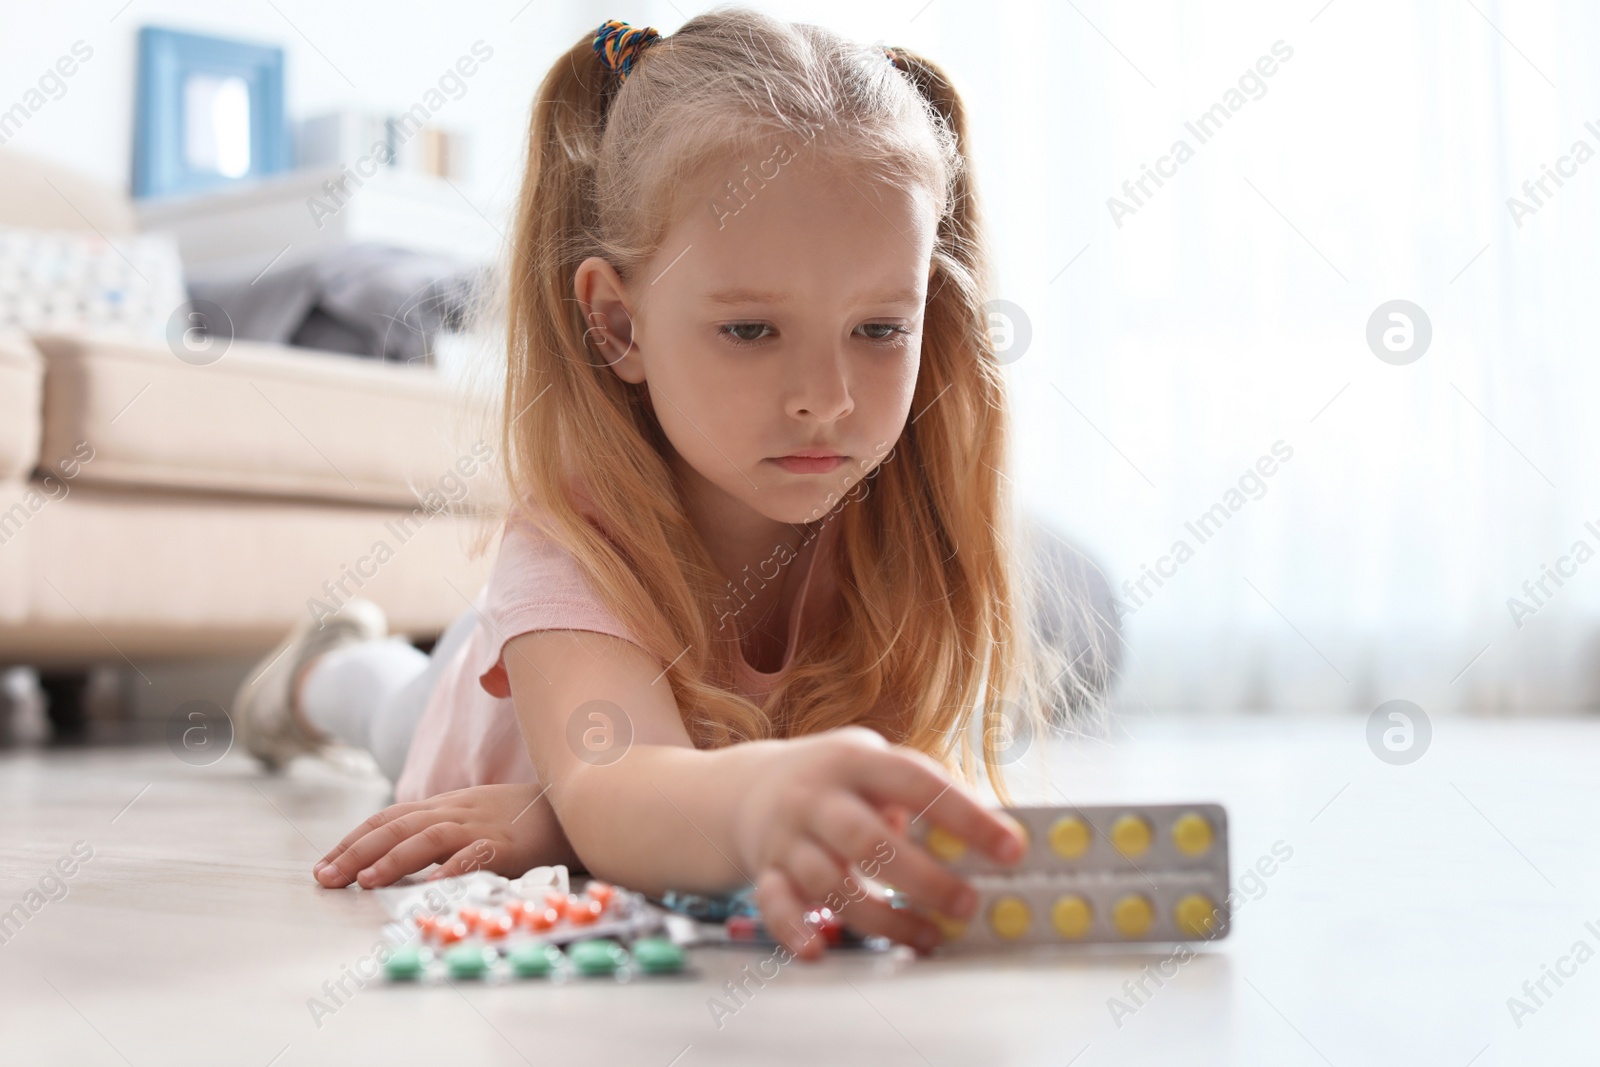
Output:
top-left (788, 349), bottom-right (854, 422)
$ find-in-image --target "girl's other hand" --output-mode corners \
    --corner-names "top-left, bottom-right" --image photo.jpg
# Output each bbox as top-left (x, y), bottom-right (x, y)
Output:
top-left (313, 782), bottom-right (576, 889)
top-left (733, 726), bottom-right (1026, 961)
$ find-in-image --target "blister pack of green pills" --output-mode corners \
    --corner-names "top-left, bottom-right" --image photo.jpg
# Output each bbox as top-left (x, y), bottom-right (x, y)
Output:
top-left (383, 935), bottom-right (690, 984)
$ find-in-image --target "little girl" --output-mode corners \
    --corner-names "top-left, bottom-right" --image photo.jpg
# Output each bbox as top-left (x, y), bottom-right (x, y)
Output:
top-left (233, 7), bottom-right (1087, 960)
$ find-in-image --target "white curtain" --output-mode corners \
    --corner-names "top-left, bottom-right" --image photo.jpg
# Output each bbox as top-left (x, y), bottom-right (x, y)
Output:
top-left (633, 0), bottom-right (1600, 717)
top-left (997, 0), bottom-right (1600, 717)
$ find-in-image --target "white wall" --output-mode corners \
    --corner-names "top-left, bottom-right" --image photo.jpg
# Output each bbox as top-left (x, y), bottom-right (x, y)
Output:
top-left (0, 0), bottom-right (625, 227)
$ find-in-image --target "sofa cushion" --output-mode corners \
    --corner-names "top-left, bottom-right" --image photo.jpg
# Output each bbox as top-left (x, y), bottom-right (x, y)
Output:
top-left (0, 148), bottom-right (137, 235)
top-left (33, 329), bottom-right (503, 510)
top-left (0, 330), bottom-right (41, 481)
top-left (0, 479), bottom-right (496, 662)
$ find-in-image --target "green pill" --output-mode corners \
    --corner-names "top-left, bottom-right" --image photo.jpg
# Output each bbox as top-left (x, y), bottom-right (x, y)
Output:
top-left (443, 944), bottom-right (493, 980)
top-left (508, 942), bottom-right (563, 978)
top-left (567, 938), bottom-right (629, 976)
top-left (630, 937), bottom-right (685, 974)
top-left (384, 944), bottom-right (425, 981)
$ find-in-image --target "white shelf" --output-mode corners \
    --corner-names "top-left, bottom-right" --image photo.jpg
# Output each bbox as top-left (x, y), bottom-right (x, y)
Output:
top-left (134, 167), bottom-right (504, 283)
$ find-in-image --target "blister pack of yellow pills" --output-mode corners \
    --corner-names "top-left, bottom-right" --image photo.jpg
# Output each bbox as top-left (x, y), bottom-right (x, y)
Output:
top-left (910, 803), bottom-right (1231, 947)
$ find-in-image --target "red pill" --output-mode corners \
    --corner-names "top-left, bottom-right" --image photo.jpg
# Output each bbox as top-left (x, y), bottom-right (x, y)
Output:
top-left (505, 899), bottom-right (527, 921)
top-left (524, 906), bottom-right (560, 932)
top-left (482, 914), bottom-right (515, 939)
top-left (585, 881), bottom-right (616, 906)
top-left (458, 906), bottom-right (483, 932)
top-left (727, 916), bottom-right (760, 940)
top-left (543, 891), bottom-right (568, 917)
top-left (807, 908), bottom-right (843, 945)
top-left (436, 920), bottom-right (469, 945)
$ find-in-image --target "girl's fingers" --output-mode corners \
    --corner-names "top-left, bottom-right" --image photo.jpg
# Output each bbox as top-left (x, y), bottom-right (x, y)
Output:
top-left (807, 793), bottom-right (975, 921)
top-left (316, 810), bottom-right (441, 887)
top-left (354, 822), bottom-right (472, 888)
top-left (316, 801), bottom-right (426, 867)
top-left (753, 868), bottom-right (824, 961)
top-left (831, 891), bottom-right (942, 955)
top-left (781, 836), bottom-right (846, 902)
top-left (427, 839), bottom-right (500, 882)
top-left (847, 748), bottom-right (1025, 866)
top-left (780, 832), bottom-right (947, 954)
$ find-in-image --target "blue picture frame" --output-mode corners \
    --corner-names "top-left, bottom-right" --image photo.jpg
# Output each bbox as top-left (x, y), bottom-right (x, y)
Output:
top-left (133, 26), bottom-right (289, 199)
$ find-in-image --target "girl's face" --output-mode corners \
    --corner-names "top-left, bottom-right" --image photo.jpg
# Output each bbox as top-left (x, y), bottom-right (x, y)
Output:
top-left (576, 151), bottom-right (939, 527)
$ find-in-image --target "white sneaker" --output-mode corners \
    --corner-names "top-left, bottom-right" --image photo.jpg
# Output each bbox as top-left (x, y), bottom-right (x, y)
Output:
top-left (233, 599), bottom-right (388, 771)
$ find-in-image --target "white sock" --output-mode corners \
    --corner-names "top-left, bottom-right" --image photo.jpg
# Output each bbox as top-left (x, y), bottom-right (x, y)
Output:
top-left (299, 637), bottom-right (429, 764)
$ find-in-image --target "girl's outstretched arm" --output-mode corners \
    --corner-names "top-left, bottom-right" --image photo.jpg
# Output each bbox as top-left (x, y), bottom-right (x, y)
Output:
top-left (504, 629), bottom-right (1027, 958)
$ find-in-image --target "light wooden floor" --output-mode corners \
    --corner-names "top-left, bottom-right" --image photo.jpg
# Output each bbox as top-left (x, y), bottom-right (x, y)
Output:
top-left (2, 716), bottom-right (1596, 1065)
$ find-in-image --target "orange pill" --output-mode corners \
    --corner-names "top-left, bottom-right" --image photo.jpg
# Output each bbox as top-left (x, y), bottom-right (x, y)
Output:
top-left (567, 897), bottom-right (604, 925)
top-left (524, 907), bottom-right (559, 931)
top-left (436, 921), bottom-right (468, 945)
top-left (415, 914), bottom-right (437, 937)
top-left (586, 881), bottom-right (616, 905)
top-left (458, 906), bottom-right (483, 932)
top-left (482, 914), bottom-right (515, 939)
top-left (543, 891), bottom-right (568, 917)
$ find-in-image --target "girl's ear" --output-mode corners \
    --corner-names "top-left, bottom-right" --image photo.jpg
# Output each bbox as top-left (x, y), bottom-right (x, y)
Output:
top-left (574, 255), bottom-right (644, 383)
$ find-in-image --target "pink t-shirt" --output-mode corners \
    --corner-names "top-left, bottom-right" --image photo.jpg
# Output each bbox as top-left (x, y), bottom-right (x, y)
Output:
top-left (393, 503), bottom-right (841, 803)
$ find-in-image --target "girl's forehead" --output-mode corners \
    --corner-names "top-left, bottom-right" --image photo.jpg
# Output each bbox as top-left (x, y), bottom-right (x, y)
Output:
top-left (646, 155), bottom-right (939, 298)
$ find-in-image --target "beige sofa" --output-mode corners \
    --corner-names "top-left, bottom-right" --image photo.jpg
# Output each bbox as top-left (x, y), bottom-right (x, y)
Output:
top-left (0, 151), bottom-right (499, 727)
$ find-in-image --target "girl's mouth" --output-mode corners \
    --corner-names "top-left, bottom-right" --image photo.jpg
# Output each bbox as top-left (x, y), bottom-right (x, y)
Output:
top-left (770, 455), bottom-right (846, 474)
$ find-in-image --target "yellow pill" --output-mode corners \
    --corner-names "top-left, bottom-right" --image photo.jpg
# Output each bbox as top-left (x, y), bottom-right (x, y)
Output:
top-left (925, 825), bottom-right (967, 862)
top-left (1110, 814), bottom-right (1152, 858)
top-left (1048, 816), bottom-right (1091, 859)
top-left (1170, 813), bottom-right (1214, 856)
top-left (930, 910), bottom-right (968, 941)
top-left (1173, 894), bottom-right (1220, 938)
top-left (1051, 894), bottom-right (1093, 939)
top-left (989, 895), bottom-right (1032, 939)
top-left (1111, 894), bottom-right (1155, 937)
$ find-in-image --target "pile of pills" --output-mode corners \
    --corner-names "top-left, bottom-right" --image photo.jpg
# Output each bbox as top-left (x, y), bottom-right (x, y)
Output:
top-left (911, 803), bottom-right (1232, 947)
top-left (721, 905), bottom-right (868, 948)
top-left (655, 887), bottom-right (875, 950)
top-left (379, 878), bottom-right (691, 982)
top-left (657, 887), bottom-right (760, 922)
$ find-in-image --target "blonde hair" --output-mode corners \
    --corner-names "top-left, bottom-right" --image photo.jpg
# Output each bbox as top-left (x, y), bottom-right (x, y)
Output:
top-left (497, 5), bottom-right (1096, 803)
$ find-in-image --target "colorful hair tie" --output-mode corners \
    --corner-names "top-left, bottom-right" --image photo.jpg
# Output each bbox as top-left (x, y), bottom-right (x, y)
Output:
top-left (593, 19), bottom-right (661, 83)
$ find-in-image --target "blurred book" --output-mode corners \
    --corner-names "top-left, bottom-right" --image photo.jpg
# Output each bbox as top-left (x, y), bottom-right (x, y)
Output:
top-left (295, 109), bottom-right (469, 182)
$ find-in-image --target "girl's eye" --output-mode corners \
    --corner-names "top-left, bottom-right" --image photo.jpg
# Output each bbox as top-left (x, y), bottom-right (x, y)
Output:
top-left (719, 322), bottom-right (771, 346)
top-left (857, 323), bottom-right (912, 344)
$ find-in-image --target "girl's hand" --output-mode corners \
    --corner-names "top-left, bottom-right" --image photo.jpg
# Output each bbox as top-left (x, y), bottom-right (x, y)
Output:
top-left (313, 782), bottom-right (577, 889)
top-left (732, 726), bottom-right (1026, 961)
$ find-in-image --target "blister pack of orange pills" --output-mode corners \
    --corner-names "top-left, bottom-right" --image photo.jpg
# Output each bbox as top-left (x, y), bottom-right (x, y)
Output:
top-left (910, 803), bottom-right (1231, 948)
